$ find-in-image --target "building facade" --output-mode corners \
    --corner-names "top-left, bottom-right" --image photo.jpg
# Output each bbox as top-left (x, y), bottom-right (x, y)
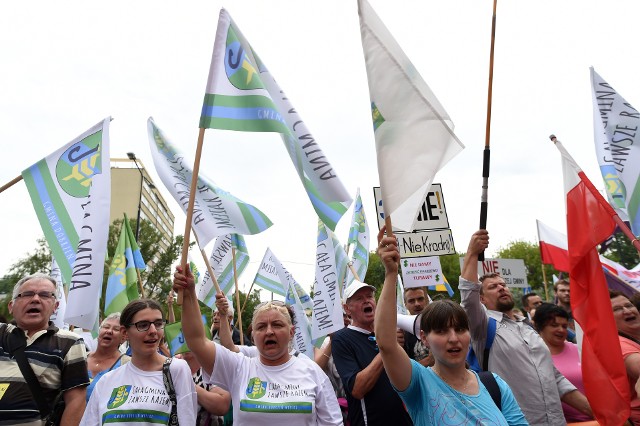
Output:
top-left (110, 158), bottom-right (175, 257)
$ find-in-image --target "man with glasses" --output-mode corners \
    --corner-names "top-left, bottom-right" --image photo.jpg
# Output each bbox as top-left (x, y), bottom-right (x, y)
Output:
top-left (0, 273), bottom-right (89, 425)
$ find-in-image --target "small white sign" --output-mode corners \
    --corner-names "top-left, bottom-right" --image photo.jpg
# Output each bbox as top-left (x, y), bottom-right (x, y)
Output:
top-left (373, 184), bottom-right (449, 232)
top-left (401, 255), bottom-right (447, 288)
top-left (459, 257), bottom-right (529, 288)
top-left (397, 229), bottom-right (456, 258)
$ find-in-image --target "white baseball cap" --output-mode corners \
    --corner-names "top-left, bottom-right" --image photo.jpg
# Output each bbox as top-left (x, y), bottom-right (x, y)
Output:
top-left (343, 281), bottom-right (376, 303)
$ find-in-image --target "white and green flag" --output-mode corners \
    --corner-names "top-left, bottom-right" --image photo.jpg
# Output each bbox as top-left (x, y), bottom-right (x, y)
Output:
top-left (359, 0), bottom-right (464, 232)
top-left (590, 67), bottom-right (640, 235)
top-left (252, 248), bottom-right (286, 296)
top-left (49, 259), bottom-right (68, 330)
top-left (148, 117), bottom-right (272, 246)
top-left (313, 220), bottom-right (347, 340)
top-left (274, 259), bottom-right (314, 358)
top-left (200, 8), bottom-right (352, 230)
top-left (197, 234), bottom-right (250, 309)
top-left (22, 118), bottom-right (111, 329)
top-left (346, 189), bottom-right (370, 283)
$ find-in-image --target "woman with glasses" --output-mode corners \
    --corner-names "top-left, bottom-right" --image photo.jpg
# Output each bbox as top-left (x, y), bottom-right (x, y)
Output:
top-left (85, 313), bottom-right (130, 402)
top-left (610, 290), bottom-right (640, 425)
top-left (174, 265), bottom-right (343, 425)
top-left (81, 299), bottom-right (197, 425)
top-left (375, 231), bottom-right (527, 425)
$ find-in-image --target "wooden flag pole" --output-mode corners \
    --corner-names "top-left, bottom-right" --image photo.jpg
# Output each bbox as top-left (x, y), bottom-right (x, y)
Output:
top-left (136, 268), bottom-right (145, 298)
top-left (232, 247), bottom-right (244, 345)
top-left (240, 280), bottom-right (255, 315)
top-left (177, 127), bottom-right (206, 305)
top-left (0, 175), bottom-right (23, 194)
top-left (540, 262), bottom-right (550, 301)
top-left (479, 0), bottom-right (498, 261)
top-left (194, 233), bottom-right (222, 295)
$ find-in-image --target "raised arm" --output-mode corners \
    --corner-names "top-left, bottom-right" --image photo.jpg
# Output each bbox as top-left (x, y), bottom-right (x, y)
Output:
top-left (215, 293), bottom-right (240, 353)
top-left (173, 265), bottom-right (216, 374)
top-left (375, 227), bottom-right (412, 391)
top-left (459, 230), bottom-right (490, 347)
top-left (166, 291), bottom-right (176, 324)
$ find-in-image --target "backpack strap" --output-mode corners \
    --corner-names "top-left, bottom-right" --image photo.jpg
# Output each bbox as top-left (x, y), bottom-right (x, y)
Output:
top-left (7, 327), bottom-right (52, 419)
top-left (478, 371), bottom-right (502, 411)
top-left (162, 357), bottom-right (179, 426)
top-left (482, 317), bottom-right (497, 371)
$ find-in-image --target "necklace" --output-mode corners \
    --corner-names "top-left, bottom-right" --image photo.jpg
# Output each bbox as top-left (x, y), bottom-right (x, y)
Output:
top-left (432, 366), bottom-right (471, 395)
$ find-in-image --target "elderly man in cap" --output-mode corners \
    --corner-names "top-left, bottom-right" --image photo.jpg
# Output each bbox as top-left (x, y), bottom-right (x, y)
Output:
top-left (331, 281), bottom-right (413, 426)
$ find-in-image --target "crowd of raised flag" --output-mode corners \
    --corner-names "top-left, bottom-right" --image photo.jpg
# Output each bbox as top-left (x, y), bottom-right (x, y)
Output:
top-left (3, 0), bottom-right (640, 424)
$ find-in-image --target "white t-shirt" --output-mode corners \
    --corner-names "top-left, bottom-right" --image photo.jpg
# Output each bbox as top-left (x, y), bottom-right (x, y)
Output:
top-left (80, 358), bottom-right (197, 426)
top-left (208, 343), bottom-right (343, 425)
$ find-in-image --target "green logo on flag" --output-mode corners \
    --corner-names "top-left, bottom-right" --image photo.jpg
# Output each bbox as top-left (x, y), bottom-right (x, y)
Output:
top-left (602, 165), bottom-right (627, 209)
top-left (56, 131), bottom-right (102, 197)
top-left (371, 102), bottom-right (385, 131)
top-left (245, 377), bottom-right (267, 399)
top-left (225, 26), bottom-right (266, 91)
top-left (107, 385), bottom-right (131, 409)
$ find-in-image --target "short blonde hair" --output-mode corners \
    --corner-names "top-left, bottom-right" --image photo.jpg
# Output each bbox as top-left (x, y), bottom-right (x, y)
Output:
top-left (251, 301), bottom-right (292, 328)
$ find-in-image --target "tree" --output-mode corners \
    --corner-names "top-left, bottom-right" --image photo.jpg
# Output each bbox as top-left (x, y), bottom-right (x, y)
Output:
top-left (1, 237), bottom-right (53, 322)
top-left (601, 231), bottom-right (640, 269)
top-left (2, 218), bottom-right (184, 322)
top-left (494, 239), bottom-right (561, 304)
top-left (3, 237), bottom-right (53, 285)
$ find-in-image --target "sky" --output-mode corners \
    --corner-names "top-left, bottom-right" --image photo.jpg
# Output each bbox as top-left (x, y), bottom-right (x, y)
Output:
top-left (2, 0), bottom-right (640, 296)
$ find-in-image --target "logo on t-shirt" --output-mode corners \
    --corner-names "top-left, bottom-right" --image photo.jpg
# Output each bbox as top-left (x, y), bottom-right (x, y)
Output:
top-left (245, 377), bottom-right (267, 399)
top-left (107, 385), bottom-right (132, 409)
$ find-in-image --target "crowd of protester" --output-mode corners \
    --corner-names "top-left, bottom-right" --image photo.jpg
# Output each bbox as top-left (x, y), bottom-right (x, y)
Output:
top-left (2, 229), bottom-right (640, 425)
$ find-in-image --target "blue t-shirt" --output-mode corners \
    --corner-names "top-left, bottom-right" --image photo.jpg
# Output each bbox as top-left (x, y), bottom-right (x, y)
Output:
top-left (397, 360), bottom-right (528, 426)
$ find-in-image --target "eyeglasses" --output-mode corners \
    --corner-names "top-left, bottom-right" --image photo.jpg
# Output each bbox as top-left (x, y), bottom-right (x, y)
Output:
top-left (613, 303), bottom-right (636, 314)
top-left (128, 319), bottom-right (166, 332)
top-left (14, 291), bottom-right (56, 300)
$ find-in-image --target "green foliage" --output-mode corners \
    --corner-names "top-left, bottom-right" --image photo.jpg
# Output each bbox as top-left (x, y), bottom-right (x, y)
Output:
top-left (1, 237), bottom-right (53, 322)
top-left (3, 237), bottom-right (52, 285)
top-left (601, 231), bottom-right (640, 269)
top-left (494, 240), bottom-right (556, 303)
top-left (363, 251), bottom-right (384, 297)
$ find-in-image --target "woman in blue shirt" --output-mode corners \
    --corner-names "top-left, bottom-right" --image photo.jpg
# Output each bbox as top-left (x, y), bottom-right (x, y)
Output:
top-left (375, 229), bottom-right (528, 426)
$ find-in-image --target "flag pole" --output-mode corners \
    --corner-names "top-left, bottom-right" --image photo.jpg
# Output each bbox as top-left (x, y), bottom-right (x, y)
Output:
top-left (0, 175), bottom-right (23, 194)
top-left (232, 247), bottom-right (244, 345)
top-left (240, 280), bottom-right (255, 315)
top-left (177, 127), bottom-right (206, 305)
top-left (479, 0), bottom-right (498, 261)
top-left (136, 269), bottom-right (145, 298)
top-left (549, 135), bottom-right (640, 255)
top-left (540, 262), bottom-right (550, 301)
top-left (194, 233), bottom-right (222, 294)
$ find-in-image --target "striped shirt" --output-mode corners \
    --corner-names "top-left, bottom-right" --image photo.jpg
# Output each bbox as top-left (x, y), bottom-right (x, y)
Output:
top-left (0, 322), bottom-right (89, 425)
